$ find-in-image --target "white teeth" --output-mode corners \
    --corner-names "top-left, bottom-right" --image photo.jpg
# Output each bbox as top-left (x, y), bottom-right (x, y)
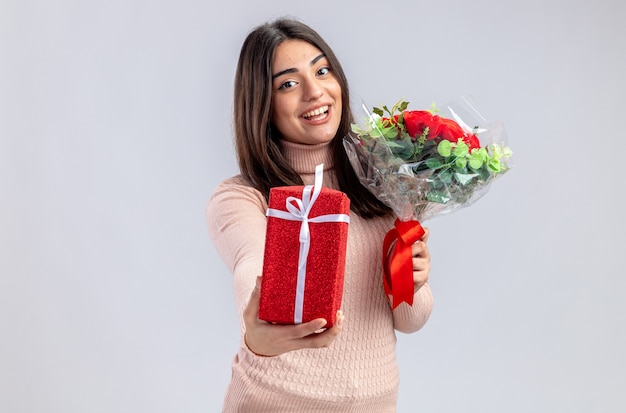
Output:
top-left (302, 105), bottom-right (329, 119)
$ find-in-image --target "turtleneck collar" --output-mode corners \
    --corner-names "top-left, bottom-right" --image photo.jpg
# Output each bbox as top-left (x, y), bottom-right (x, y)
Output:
top-left (279, 139), bottom-right (338, 188)
top-left (280, 140), bottom-right (334, 174)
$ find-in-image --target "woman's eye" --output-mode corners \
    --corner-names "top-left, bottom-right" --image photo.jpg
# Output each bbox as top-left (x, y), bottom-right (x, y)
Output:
top-left (278, 80), bottom-right (297, 90)
top-left (317, 66), bottom-right (331, 76)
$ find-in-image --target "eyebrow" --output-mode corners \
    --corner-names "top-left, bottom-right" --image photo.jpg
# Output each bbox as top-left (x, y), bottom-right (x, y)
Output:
top-left (272, 53), bottom-right (326, 80)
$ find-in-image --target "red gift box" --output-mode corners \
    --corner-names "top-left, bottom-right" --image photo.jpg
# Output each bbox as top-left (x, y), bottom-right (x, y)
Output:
top-left (258, 165), bottom-right (350, 327)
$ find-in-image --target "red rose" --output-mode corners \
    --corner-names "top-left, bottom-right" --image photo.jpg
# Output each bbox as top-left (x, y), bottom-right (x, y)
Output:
top-left (403, 110), bottom-right (441, 140)
top-left (437, 117), bottom-right (465, 143)
top-left (464, 134), bottom-right (481, 151)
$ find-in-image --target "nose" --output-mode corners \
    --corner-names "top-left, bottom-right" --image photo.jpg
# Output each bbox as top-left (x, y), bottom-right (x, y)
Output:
top-left (302, 78), bottom-right (323, 101)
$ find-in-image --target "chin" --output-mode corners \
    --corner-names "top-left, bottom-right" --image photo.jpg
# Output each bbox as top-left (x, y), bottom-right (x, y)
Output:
top-left (316, 134), bottom-right (337, 144)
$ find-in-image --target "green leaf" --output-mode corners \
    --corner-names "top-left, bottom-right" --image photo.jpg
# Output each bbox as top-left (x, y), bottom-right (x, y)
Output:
top-left (383, 127), bottom-right (398, 139)
top-left (427, 190), bottom-right (451, 204)
top-left (425, 158), bottom-right (443, 169)
top-left (437, 140), bottom-right (452, 157)
top-left (468, 153), bottom-right (484, 170)
top-left (488, 143), bottom-right (503, 159)
top-left (453, 141), bottom-right (470, 157)
top-left (429, 177), bottom-right (444, 189)
top-left (487, 158), bottom-right (501, 173)
top-left (476, 147), bottom-right (489, 162)
top-left (390, 138), bottom-right (414, 160)
top-left (438, 168), bottom-right (453, 184)
top-left (477, 166), bottom-right (491, 181)
top-left (454, 172), bottom-right (478, 185)
top-left (455, 157), bottom-right (467, 169)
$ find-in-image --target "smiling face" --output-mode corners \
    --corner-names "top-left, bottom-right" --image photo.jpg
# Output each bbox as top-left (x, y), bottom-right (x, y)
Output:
top-left (270, 39), bottom-right (342, 145)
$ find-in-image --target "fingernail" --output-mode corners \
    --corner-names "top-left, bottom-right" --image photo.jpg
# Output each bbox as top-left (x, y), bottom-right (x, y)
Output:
top-left (336, 311), bottom-right (344, 327)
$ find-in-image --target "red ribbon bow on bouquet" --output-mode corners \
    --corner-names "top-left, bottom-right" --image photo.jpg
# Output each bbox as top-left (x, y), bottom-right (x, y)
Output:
top-left (382, 219), bottom-right (425, 309)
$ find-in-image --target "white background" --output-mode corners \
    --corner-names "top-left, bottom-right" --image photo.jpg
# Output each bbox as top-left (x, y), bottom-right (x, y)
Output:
top-left (1, 0), bottom-right (625, 412)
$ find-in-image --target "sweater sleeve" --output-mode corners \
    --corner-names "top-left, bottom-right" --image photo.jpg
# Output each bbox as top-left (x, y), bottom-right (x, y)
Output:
top-left (392, 283), bottom-right (434, 334)
top-left (205, 177), bottom-right (268, 321)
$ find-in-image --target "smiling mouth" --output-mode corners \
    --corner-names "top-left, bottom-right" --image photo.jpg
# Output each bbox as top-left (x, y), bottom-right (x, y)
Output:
top-left (302, 105), bottom-right (329, 120)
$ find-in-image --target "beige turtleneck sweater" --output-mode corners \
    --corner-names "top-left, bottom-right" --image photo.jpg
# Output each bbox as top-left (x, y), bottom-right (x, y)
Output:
top-left (206, 140), bottom-right (434, 412)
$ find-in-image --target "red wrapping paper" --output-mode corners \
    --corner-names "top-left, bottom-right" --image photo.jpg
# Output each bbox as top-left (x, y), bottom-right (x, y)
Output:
top-left (258, 185), bottom-right (350, 327)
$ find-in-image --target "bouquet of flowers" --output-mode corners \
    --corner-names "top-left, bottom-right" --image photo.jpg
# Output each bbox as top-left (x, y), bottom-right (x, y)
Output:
top-left (343, 97), bottom-right (512, 308)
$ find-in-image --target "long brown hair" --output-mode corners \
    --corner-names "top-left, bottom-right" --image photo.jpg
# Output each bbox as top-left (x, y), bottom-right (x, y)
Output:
top-left (233, 17), bottom-right (391, 219)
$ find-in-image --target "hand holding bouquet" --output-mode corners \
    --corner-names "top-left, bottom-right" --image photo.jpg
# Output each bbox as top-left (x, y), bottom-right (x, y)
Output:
top-left (343, 98), bottom-right (513, 308)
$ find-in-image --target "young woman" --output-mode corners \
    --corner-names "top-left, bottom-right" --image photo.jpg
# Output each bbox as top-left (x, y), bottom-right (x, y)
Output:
top-left (206, 17), bottom-right (433, 412)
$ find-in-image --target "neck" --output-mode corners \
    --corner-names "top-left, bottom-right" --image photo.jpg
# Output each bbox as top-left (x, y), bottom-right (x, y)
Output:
top-left (280, 140), bottom-right (338, 188)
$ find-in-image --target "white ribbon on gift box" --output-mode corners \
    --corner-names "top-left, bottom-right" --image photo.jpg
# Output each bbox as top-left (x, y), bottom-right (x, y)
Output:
top-left (265, 163), bottom-right (350, 324)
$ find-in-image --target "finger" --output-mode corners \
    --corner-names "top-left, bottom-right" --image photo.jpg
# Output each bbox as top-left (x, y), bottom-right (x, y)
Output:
top-left (290, 318), bottom-right (328, 339)
top-left (300, 311), bottom-right (344, 348)
top-left (412, 256), bottom-right (430, 271)
top-left (413, 252), bottom-right (430, 287)
top-left (411, 241), bottom-right (429, 258)
top-left (421, 227), bottom-right (430, 243)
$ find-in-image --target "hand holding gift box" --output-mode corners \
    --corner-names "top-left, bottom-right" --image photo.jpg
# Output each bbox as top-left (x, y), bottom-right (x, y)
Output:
top-left (258, 164), bottom-right (350, 327)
